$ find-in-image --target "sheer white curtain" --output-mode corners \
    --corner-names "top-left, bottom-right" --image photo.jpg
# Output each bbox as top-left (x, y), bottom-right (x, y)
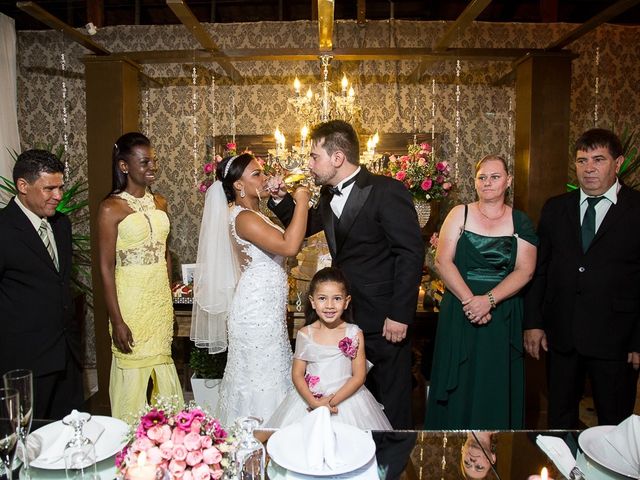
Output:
top-left (0, 12), bottom-right (20, 187)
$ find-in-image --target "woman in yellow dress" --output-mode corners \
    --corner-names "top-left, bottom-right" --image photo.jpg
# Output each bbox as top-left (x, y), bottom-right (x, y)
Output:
top-left (98, 132), bottom-right (183, 419)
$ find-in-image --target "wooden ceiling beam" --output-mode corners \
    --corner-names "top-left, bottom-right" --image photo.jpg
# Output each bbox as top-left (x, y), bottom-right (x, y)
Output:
top-left (165, 0), bottom-right (241, 81)
top-left (99, 47), bottom-right (561, 65)
top-left (410, 0), bottom-right (492, 81)
top-left (17, 1), bottom-right (110, 55)
top-left (546, 0), bottom-right (640, 50)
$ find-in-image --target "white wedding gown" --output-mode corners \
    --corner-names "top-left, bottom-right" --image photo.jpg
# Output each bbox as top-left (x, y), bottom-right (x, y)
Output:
top-left (215, 205), bottom-right (293, 427)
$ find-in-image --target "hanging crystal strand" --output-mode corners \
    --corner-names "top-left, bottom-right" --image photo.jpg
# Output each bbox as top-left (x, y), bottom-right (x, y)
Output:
top-left (431, 78), bottom-right (436, 159)
top-left (143, 85), bottom-right (150, 136)
top-left (192, 64), bottom-right (199, 187)
top-left (454, 60), bottom-right (461, 182)
top-left (412, 95), bottom-right (418, 146)
top-left (210, 74), bottom-right (216, 155)
top-left (60, 49), bottom-right (70, 181)
top-left (594, 46), bottom-right (600, 126)
top-left (440, 432), bottom-right (447, 480)
top-left (508, 95), bottom-right (514, 190)
top-left (417, 431), bottom-right (425, 480)
top-left (231, 86), bottom-right (236, 144)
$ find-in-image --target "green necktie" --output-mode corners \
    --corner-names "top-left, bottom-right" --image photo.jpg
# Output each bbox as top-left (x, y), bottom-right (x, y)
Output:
top-left (581, 196), bottom-right (604, 252)
top-left (38, 219), bottom-right (59, 270)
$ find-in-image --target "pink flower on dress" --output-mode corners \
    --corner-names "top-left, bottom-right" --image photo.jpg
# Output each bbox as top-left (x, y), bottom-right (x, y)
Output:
top-left (304, 374), bottom-right (323, 398)
top-left (338, 337), bottom-right (359, 359)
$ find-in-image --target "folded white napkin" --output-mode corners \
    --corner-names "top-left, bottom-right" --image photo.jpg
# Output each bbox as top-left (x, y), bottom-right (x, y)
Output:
top-left (36, 411), bottom-right (105, 464)
top-left (604, 414), bottom-right (640, 474)
top-left (301, 406), bottom-right (342, 471)
top-left (536, 435), bottom-right (576, 479)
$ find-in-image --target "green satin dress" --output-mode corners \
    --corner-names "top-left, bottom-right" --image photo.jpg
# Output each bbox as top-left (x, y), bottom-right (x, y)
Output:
top-left (425, 206), bottom-right (537, 430)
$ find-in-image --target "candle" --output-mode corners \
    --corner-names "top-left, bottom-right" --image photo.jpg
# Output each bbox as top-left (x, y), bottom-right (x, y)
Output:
top-left (341, 74), bottom-right (348, 94)
top-left (348, 86), bottom-right (355, 98)
top-left (541, 467), bottom-right (548, 480)
top-left (418, 286), bottom-right (426, 307)
top-left (301, 125), bottom-right (308, 149)
top-left (126, 452), bottom-right (156, 480)
top-left (306, 87), bottom-right (313, 100)
top-left (293, 77), bottom-right (301, 95)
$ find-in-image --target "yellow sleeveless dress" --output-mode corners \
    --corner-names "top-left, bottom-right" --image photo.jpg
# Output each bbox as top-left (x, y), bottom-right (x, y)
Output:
top-left (108, 190), bottom-right (183, 420)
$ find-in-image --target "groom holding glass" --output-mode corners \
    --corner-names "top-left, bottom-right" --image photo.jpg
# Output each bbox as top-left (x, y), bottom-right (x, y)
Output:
top-left (269, 120), bottom-right (424, 476)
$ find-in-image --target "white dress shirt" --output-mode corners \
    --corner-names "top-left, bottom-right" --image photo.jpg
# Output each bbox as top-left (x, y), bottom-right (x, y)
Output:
top-left (579, 179), bottom-right (620, 232)
top-left (14, 196), bottom-right (59, 264)
top-left (330, 167), bottom-right (361, 218)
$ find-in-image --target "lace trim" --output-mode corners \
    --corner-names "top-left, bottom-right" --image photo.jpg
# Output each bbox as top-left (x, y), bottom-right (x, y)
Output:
top-left (116, 190), bottom-right (156, 212)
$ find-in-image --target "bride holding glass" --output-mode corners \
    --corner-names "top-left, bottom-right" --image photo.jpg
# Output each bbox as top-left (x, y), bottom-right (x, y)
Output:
top-left (191, 152), bottom-right (311, 426)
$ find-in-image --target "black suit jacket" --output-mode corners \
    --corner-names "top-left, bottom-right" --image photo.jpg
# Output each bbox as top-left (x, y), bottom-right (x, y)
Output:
top-left (271, 167), bottom-right (425, 332)
top-left (524, 185), bottom-right (640, 360)
top-left (0, 198), bottom-right (79, 376)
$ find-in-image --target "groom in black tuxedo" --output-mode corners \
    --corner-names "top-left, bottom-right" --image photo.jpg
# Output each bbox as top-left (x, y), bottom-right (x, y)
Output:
top-left (524, 128), bottom-right (640, 428)
top-left (0, 150), bottom-right (83, 419)
top-left (270, 120), bottom-right (424, 428)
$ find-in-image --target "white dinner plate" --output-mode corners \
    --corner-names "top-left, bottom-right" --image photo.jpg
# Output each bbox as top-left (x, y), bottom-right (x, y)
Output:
top-left (266, 422), bottom-right (375, 476)
top-left (578, 425), bottom-right (639, 478)
top-left (28, 416), bottom-right (128, 470)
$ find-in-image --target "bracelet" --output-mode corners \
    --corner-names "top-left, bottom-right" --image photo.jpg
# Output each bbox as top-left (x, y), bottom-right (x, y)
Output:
top-left (487, 290), bottom-right (496, 309)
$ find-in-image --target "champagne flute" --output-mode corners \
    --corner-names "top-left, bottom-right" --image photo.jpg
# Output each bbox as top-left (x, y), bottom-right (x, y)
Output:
top-left (3, 370), bottom-right (33, 478)
top-left (0, 388), bottom-right (20, 480)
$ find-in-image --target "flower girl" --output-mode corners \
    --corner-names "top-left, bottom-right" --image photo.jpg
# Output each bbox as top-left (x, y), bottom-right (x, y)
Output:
top-left (266, 268), bottom-right (392, 430)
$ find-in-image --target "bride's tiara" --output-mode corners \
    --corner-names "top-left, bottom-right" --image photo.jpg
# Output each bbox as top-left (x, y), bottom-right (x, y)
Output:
top-left (223, 154), bottom-right (241, 179)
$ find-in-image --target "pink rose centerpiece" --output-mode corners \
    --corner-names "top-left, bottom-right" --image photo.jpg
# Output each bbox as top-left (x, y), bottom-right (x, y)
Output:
top-left (383, 142), bottom-right (454, 201)
top-left (117, 402), bottom-right (236, 480)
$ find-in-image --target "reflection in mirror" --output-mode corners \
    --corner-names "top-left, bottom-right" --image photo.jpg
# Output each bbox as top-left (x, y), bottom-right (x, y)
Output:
top-left (461, 432), bottom-right (498, 479)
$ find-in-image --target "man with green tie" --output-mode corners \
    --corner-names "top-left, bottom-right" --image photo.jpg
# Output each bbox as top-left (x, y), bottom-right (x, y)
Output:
top-left (524, 128), bottom-right (640, 428)
top-left (0, 149), bottom-right (83, 419)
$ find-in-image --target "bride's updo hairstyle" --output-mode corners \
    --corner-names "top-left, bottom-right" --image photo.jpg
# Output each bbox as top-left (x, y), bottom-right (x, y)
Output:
top-left (216, 153), bottom-right (254, 202)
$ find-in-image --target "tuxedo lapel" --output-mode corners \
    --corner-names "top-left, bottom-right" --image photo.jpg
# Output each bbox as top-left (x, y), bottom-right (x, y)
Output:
top-left (6, 200), bottom-right (60, 274)
top-left (319, 192), bottom-right (337, 258)
top-left (566, 190), bottom-right (582, 250)
top-left (335, 169), bottom-right (373, 252)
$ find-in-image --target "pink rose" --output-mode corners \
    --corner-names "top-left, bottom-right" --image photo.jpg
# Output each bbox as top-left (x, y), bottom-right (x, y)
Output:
top-left (201, 436), bottom-right (213, 449)
top-left (172, 444), bottom-right (188, 461)
top-left (183, 471), bottom-right (193, 480)
top-left (420, 142), bottom-right (432, 153)
top-left (203, 163), bottom-right (213, 174)
top-left (172, 428), bottom-right (187, 445)
top-left (211, 467), bottom-right (224, 480)
top-left (159, 440), bottom-right (174, 460)
top-left (443, 182), bottom-right (452, 190)
top-left (395, 171), bottom-right (406, 181)
top-left (437, 161), bottom-right (448, 171)
top-left (186, 450), bottom-right (204, 466)
top-left (147, 425), bottom-right (164, 442)
top-left (214, 155), bottom-right (223, 163)
top-left (168, 459), bottom-right (186, 478)
top-left (421, 179), bottom-right (433, 191)
top-left (436, 175), bottom-right (445, 184)
top-left (418, 157), bottom-right (427, 166)
top-left (132, 436), bottom-right (154, 452)
top-left (183, 432), bottom-right (202, 451)
top-left (226, 142), bottom-right (236, 151)
top-left (190, 419), bottom-right (203, 433)
top-left (198, 183), bottom-right (208, 193)
top-left (304, 374), bottom-right (320, 389)
top-left (146, 447), bottom-right (163, 465)
top-left (202, 447), bottom-right (222, 465)
top-left (192, 463), bottom-right (212, 480)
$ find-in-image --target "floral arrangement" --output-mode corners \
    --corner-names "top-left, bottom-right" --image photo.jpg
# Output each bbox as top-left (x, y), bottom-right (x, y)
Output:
top-left (428, 232), bottom-right (439, 258)
top-left (384, 142), bottom-right (453, 201)
top-left (338, 336), bottom-right (359, 359)
top-left (116, 400), bottom-right (236, 480)
top-left (198, 142), bottom-right (236, 193)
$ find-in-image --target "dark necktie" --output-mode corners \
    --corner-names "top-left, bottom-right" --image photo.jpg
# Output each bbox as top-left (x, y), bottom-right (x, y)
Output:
top-left (581, 196), bottom-right (604, 252)
top-left (328, 176), bottom-right (357, 196)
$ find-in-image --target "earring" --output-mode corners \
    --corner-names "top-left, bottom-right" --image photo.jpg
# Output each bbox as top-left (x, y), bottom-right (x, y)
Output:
top-left (240, 186), bottom-right (246, 198)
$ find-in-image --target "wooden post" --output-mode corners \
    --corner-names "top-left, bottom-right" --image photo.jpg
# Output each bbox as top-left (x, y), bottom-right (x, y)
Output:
top-left (514, 52), bottom-right (573, 428)
top-left (83, 57), bottom-right (140, 414)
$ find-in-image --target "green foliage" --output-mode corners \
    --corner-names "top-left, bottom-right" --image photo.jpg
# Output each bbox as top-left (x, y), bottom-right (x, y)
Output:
top-left (189, 347), bottom-right (227, 379)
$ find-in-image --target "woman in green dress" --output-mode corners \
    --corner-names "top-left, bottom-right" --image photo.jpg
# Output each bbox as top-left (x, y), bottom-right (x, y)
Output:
top-left (425, 155), bottom-right (537, 429)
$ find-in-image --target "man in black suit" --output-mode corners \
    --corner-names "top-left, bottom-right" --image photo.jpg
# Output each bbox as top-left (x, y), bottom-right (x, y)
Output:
top-left (270, 121), bottom-right (423, 475)
top-left (524, 128), bottom-right (640, 428)
top-left (0, 149), bottom-right (83, 419)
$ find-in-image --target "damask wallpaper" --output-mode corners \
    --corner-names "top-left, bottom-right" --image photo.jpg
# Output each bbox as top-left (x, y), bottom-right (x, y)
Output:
top-left (14, 20), bottom-right (640, 366)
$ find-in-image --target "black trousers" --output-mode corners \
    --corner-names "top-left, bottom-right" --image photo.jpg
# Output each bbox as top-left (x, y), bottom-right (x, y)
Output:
top-left (33, 352), bottom-right (84, 420)
top-left (547, 348), bottom-right (639, 428)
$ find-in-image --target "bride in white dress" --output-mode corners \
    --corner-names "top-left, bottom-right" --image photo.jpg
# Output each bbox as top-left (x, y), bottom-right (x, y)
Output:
top-left (191, 153), bottom-right (310, 426)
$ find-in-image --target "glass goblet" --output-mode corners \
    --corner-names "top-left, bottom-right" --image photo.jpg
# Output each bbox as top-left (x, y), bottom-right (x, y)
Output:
top-left (0, 388), bottom-right (20, 480)
top-left (234, 416), bottom-right (265, 480)
top-left (62, 413), bottom-right (97, 480)
top-left (3, 369), bottom-right (33, 477)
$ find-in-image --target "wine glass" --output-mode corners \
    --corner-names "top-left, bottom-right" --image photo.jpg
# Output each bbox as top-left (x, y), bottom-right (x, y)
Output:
top-left (234, 416), bottom-right (265, 480)
top-left (3, 370), bottom-right (33, 478)
top-left (0, 388), bottom-right (20, 480)
top-left (62, 412), bottom-right (97, 480)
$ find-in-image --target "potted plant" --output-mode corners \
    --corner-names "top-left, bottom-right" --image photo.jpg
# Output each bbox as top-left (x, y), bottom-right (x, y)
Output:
top-left (189, 346), bottom-right (227, 412)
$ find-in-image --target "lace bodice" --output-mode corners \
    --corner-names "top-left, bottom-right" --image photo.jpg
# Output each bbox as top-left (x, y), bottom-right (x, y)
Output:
top-left (115, 190), bottom-right (169, 267)
top-left (229, 205), bottom-right (285, 272)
